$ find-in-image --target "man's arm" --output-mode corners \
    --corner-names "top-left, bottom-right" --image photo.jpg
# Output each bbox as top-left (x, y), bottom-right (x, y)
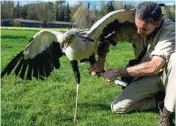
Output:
top-left (118, 56), bottom-right (166, 77)
top-left (101, 56), bottom-right (166, 82)
top-left (127, 56), bottom-right (166, 76)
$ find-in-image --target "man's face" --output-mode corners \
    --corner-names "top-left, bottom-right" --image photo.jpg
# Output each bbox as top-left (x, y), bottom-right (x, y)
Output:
top-left (135, 17), bottom-right (159, 37)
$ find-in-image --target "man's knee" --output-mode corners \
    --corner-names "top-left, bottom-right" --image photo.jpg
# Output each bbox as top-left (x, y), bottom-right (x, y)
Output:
top-left (111, 99), bottom-right (133, 113)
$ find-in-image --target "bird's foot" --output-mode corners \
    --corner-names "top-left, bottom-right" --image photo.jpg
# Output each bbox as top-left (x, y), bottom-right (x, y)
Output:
top-left (73, 116), bottom-right (79, 123)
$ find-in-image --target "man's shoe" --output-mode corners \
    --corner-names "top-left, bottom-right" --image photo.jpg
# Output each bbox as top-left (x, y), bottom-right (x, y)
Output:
top-left (158, 102), bottom-right (174, 126)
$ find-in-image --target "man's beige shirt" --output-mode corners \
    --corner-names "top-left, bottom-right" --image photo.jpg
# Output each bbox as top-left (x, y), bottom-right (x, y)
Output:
top-left (112, 19), bottom-right (175, 62)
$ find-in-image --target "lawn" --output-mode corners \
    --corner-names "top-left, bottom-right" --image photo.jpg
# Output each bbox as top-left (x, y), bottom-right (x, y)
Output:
top-left (1, 29), bottom-right (161, 126)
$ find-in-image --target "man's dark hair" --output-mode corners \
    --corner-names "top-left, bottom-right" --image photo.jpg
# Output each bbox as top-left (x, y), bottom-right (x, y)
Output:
top-left (136, 2), bottom-right (162, 22)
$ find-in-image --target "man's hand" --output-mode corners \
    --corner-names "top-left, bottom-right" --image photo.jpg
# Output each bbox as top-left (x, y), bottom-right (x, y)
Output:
top-left (100, 68), bottom-right (120, 82)
top-left (89, 58), bottom-right (106, 76)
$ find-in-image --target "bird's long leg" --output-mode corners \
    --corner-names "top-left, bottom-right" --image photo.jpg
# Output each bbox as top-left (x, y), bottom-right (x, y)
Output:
top-left (70, 60), bottom-right (80, 123)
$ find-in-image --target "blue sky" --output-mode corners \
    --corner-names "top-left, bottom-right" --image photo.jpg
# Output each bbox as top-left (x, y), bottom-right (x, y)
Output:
top-left (4, 0), bottom-right (175, 7)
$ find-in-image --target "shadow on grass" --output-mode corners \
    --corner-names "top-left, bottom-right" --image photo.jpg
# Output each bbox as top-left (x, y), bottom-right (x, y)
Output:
top-left (80, 103), bottom-right (161, 114)
top-left (2, 35), bottom-right (27, 39)
top-left (117, 108), bottom-right (160, 115)
top-left (79, 103), bottom-right (163, 114)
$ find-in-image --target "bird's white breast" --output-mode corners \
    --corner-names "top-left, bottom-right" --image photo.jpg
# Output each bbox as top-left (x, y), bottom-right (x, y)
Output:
top-left (64, 37), bottom-right (98, 60)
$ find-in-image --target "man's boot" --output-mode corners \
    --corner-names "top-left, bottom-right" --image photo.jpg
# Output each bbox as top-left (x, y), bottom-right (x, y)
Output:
top-left (155, 91), bottom-right (165, 105)
top-left (158, 102), bottom-right (174, 126)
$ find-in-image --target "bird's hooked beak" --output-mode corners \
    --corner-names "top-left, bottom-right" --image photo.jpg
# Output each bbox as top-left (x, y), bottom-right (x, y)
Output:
top-left (60, 34), bottom-right (74, 50)
top-left (61, 34), bottom-right (72, 47)
top-left (61, 38), bottom-right (72, 49)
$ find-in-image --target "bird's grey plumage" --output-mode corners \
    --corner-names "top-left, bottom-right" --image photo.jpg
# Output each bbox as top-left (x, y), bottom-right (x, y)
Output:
top-left (87, 9), bottom-right (135, 41)
top-left (63, 29), bottom-right (98, 60)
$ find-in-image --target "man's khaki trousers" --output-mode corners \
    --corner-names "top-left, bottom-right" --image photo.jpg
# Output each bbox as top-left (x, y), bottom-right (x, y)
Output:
top-left (111, 52), bottom-right (176, 113)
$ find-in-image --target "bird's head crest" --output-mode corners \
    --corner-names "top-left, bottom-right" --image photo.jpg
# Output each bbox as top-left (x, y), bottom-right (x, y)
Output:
top-left (60, 29), bottom-right (80, 45)
top-left (60, 29), bottom-right (81, 51)
top-left (64, 29), bottom-right (79, 40)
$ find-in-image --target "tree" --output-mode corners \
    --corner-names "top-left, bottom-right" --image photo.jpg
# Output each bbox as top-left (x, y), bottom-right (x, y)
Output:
top-left (126, 4), bottom-right (135, 9)
top-left (1, 1), bottom-right (7, 19)
top-left (13, 1), bottom-right (21, 18)
top-left (55, 1), bottom-right (66, 21)
top-left (96, 2), bottom-right (107, 19)
top-left (55, 1), bottom-right (67, 21)
top-left (46, 2), bottom-right (55, 21)
top-left (124, 4), bottom-right (127, 9)
top-left (114, 1), bottom-right (124, 10)
top-left (58, 6), bottom-right (65, 21)
top-left (35, 2), bottom-right (47, 22)
top-left (72, 5), bottom-right (96, 28)
top-left (8, 1), bottom-right (14, 18)
top-left (69, 2), bottom-right (83, 19)
top-left (107, 1), bottom-right (114, 13)
top-left (2, 1), bottom-right (14, 19)
top-left (55, 1), bottom-right (65, 6)
top-left (161, 5), bottom-right (175, 22)
top-left (21, 5), bottom-right (27, 19)
top-left (26, 4), bottom-right (38, 20)
top-left (16, 2), bottom-right (20, 17)
top-left (55, 5), bottom-right (59, 21)
top-left (87, 2), bottom-right (90, 9)
top-left (64, 3), bottom-right (70, 21)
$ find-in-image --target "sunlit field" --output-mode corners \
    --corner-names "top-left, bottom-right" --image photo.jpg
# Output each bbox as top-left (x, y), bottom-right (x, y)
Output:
top-left (1, 29), bottom-right (162, 126)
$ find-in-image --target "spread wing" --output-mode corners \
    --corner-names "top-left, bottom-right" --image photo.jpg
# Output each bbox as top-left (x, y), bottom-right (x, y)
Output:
top-left (1, 30), bottom-right (64, 80)
top-left (87, 9), bottom-right (136, 43)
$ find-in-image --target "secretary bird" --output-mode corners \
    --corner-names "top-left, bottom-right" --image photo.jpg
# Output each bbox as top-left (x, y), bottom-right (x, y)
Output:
top-left (1, 9), bottom-right (138, 122)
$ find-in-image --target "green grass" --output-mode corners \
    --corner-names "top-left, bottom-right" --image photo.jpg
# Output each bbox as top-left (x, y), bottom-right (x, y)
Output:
top-left (1, 29), bottom-right (162, 126)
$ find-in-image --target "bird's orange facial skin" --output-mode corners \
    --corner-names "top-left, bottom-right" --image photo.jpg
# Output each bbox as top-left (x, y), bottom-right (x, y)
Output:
top-left (135, 17), bottom-right (159, 37)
